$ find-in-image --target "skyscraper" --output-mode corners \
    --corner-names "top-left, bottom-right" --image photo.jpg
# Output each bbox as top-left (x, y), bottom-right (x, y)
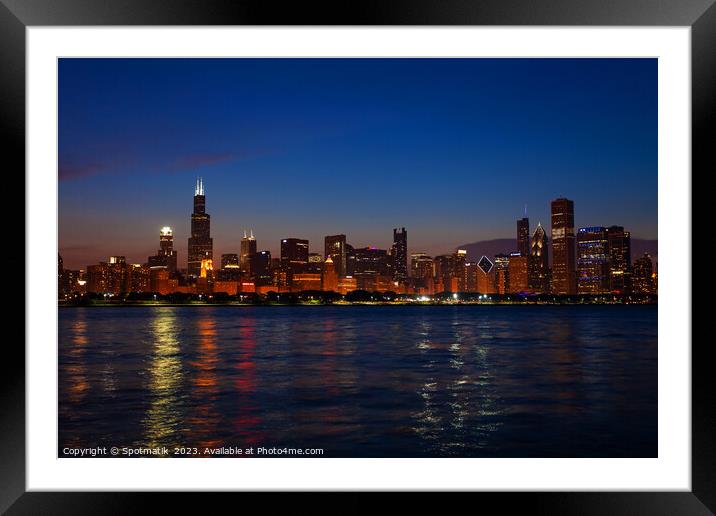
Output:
top-left (187, 178), bottom-right (213, 278)
top-left (240, 230), bottom-right (257, 272)
top-left (250, 250), bottom-right (272, 285)
top-left (455, 249), bottom-right (468, 292)
top-left (391, 227), bottom-right (408, 282)
top-left (324, 234), bottom-right (347, 277)
top-left (517, 217), bottom-right (530, 256)
top-left (508, 252), bottom-right (530, 293)
top-left (476, 255), bottom-right (496, 294)
top-left (633, 252), bottom-right (656, 294)
top-left (606, 225), bottom-right (632, 294)
top-left (410, 252), bottom-right (434, 294)
top-left (148, 226), bottom-right (178, 274)
top-left (577, 226), bottom-right (610, 294)
top-left (281, 238), bottom-right (309, 276)
top-left (551, 197), bottom-right (576, 294)
top-left (529, 222), bottom-right (549, 293)
top-left (494, 253), bottom-right (510, 294)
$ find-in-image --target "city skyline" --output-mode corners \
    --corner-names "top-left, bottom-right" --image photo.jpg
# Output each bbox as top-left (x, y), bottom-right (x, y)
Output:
top-left (59, 177), bottom-right (658, 270)
top-left (59, 58), bottom-right (657, 269)
top-left (59, 179), bottom-right (658, 299)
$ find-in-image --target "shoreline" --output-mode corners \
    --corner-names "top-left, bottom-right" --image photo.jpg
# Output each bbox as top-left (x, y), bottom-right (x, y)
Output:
top-left (58, 300), bottom-right (657, 308)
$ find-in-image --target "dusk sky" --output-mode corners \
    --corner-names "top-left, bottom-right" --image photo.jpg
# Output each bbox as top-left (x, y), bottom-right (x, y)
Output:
top-left (59, 58), bottom-right (657, 270)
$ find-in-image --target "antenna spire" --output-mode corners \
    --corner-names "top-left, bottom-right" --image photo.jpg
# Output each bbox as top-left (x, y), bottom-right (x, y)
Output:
top-left (250, 229), bottom-right (254, 239)
top-left (243, 229), bottom-right (247, 239)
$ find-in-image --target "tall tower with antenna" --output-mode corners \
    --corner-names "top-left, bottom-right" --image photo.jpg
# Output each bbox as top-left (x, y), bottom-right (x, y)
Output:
top-left (240, 229), bottom-right (257, 272)
top-left (187, 177), bottom-right (213, 278)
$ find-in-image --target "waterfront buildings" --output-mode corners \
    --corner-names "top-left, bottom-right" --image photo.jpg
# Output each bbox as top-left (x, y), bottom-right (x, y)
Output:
top-left (577, 226), bottom-right (611, 294)
top-left (551, 197), bottom-right (577, 294)
top-left (61, 181), bottom-right (654, 300)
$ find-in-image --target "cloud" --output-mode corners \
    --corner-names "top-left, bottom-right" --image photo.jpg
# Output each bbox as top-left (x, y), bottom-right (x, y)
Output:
top-left (58, 162), bottom-right (105, 181)
top-left (170, 152), bottom-right (237, 171)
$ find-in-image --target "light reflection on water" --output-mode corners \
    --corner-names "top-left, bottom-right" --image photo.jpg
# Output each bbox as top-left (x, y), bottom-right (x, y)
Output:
top-left (143, 308), bottom-right (183, 449)
top-left (58, 305), bottom-right (657, 457)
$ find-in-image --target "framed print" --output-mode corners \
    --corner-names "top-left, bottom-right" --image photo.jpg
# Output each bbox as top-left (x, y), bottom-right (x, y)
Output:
top-left (2, 0), bottom-right (711, 513)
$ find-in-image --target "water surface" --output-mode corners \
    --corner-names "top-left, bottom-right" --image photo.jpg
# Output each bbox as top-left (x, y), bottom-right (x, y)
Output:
top-left (59, 305), bottom-right (657, 457)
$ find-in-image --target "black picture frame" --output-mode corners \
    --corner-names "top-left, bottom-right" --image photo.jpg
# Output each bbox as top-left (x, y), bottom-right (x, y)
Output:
top-left (2, 1), bottom-right (708, 513)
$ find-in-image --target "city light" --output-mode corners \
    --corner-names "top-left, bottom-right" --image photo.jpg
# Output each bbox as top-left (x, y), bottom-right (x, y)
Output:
top-left (57, 181), bottom-right (657, 304)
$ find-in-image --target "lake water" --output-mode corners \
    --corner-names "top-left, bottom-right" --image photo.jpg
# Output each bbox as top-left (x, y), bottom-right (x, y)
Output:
top-left (58, 305), bottom-right (657, 457)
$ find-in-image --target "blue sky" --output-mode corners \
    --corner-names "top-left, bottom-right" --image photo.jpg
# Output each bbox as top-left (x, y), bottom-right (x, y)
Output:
top-left (59, 58), bottom-right (657, 269)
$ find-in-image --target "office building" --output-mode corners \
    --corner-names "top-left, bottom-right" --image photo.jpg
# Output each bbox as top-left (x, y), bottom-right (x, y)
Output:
top-left (577, 226), bottom-right (610, 294)
top-left (633, 252), bottom-right (656, 294)
top-left (240, 230), bottom-right (257, 271)
top-left (324, 234), bottom-right (347, 277)
top-left (187, 178), bottom-right (213, 278)
top-left (517, 216), bottom-right (530, 256)
top-left (391, 227), bottom-right (408, 281)
top-left (606, 225), bottom-right (632, 294)
top-left (529, 222), bottom-right (549, 293)
top-left (508, 252), bottom-right (529, 293)
top-left (551, 197), bottom-right (576, 294)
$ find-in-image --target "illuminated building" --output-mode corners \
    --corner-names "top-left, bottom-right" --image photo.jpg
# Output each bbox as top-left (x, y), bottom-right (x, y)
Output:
top-left (58, 254), bottom-right (63, 295)
top-left (147, 226), bottom-right (178, 274)
top-left (240, 230), bottom-right (257, 272)
top-left (391, 228), bottom-right (408, 281)
top-left (411, 253), bottom-right (434, 293)
top-left (281, 238), bottom-right (309, 276)
top-left (308, 253), bottom-right (324, 273)
top-left (150, 268), bottom-right (171, 294)
top-left (345, 243), bottom-right (356, 276)
top-left (187, 178), bottom-right (213, 278)
top-left (59, 268), bottom-right (83, 297)
top-left (494, 254), bottom-right (511, 294)
top-left (337, 276), bottom-right (358, 295)
top-left (200, 257), bottom-right (214, 279)
top-left (221, 253), bottom-right (240, 269)
top-left (508, 253), bottom-right (529, 293)
top-left (577, 226), bottom-right (610, 294)
top-left (292, 273), bottom-right (322, 291)
top-left (551, 197), bottom-right (576, 294)
top-left (606, 225), bottom-right (632, 294)
top-left (354, 247), bottom-right (392, 279)
top-left (476, 255), bottom-right (496, 294)
top-left (250, 250), bottom-right (272, 285)
top-left (324, 234), bottom-right (347, 277)
top-left (86, 256), bottom-right (128, 294)
top-left (129, 264), bottom-right (151, 293)
top-left (633, 252), bottom-right (656, 294)
top-left (455, 249), bottom-right (468, 291)
top-left (517, 216), bottom-right (530, 256)
top-left (529, 223), bottom-right (549, 293)
top-left (434, 254), bottom-right (456, 293)
top-left (322, 256), bottom-right (339, 292)
top-left (213, 280), bottom-right (239, 295)
top-left (217, 254), bottom-right (241, 281)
